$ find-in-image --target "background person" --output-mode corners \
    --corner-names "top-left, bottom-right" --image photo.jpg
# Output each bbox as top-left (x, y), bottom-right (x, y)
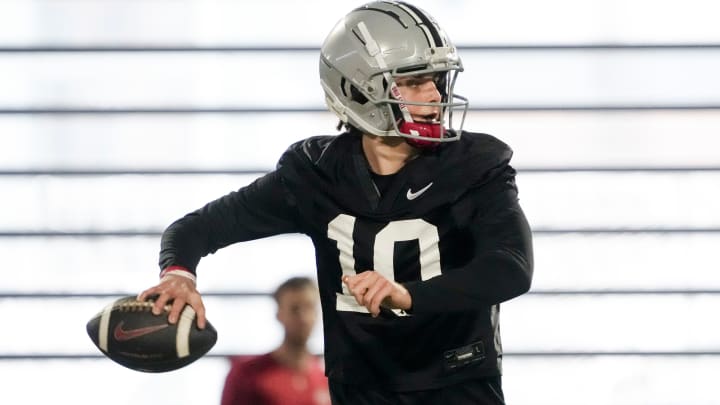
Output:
top-left (221, 277), bottom-right (330, 405)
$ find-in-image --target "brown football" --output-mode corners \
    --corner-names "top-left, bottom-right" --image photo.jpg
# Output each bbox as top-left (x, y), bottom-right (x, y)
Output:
top-left (86, 295), bottom-right (217, 372)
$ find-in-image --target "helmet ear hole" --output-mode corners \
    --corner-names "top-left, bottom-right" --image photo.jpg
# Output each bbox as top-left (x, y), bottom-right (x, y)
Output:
top-left (349, 85), bottom-right (369, 105)
top-left (340, 77), bottom-right (369, 105)
top-left (340, 78), bottom-right (349, 97)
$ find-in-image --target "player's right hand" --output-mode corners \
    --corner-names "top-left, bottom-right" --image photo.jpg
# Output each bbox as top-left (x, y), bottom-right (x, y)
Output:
top-left (137, 274), bottom-right (207, 330)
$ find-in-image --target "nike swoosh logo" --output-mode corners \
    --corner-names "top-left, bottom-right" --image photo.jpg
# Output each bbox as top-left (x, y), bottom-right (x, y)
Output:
top-left (406, 182), bottom-right (433, 200)
top-left (113, 321), bottom-right (169, 342)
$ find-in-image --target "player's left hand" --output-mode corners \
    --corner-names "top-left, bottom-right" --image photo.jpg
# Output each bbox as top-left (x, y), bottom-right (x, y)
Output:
top-left (342, 271), bottom-right (412, 317)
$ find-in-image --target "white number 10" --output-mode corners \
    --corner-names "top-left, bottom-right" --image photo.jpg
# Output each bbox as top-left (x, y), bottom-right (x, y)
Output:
top-left (327, 214), bottom-right (441, 314)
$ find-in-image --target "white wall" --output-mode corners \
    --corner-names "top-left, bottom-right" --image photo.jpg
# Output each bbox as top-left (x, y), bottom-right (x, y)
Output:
top-left (1, 1), bottom-right (719, 404)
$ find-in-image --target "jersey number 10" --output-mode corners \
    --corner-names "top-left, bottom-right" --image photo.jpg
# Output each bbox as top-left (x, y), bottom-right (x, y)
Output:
top-left (327, 214), bottom-right (442, 315)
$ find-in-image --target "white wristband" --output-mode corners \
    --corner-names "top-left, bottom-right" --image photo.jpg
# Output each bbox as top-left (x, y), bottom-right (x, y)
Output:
top-left (160, 269), bottom-right (197, 285)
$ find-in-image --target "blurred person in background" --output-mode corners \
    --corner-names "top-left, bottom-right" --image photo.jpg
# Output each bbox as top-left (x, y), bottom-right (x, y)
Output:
top-left (139, 1), bottom-right (533, 404)
top-left (221, 277), bottom-right (330, 405)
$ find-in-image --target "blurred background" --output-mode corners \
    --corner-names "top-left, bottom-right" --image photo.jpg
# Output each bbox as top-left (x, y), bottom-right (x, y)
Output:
top-left (1, 0), bottom-right (719, 404)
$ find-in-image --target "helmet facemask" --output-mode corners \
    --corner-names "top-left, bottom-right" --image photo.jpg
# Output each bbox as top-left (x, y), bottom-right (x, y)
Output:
top-left (381, 67), bottom-right (468, 149)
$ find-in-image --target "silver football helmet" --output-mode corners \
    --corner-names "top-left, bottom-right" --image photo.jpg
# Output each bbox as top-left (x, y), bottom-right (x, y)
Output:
top-left (319, 1), bottom-right (468, 147)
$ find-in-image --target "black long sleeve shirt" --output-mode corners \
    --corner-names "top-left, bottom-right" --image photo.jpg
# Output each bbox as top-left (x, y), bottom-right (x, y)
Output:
top-left (159, 131), bottom-right (533, 390)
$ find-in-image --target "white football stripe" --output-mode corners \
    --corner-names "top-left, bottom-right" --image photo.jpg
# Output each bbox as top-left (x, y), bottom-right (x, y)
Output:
top-left (176, 306), bottom-right (195, 358)
top-left (98, 302), bottom-right (115, 352)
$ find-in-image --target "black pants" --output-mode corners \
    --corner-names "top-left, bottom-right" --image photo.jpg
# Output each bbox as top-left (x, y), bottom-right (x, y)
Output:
top-left (329, 377), bottom-right (505, 405)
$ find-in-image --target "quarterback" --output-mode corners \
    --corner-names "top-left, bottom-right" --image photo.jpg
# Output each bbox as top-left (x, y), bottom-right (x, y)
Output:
top-left (139, 1), bottom-right (533, 403)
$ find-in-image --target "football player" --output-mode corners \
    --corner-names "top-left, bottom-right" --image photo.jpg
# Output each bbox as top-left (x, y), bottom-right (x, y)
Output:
top-left (139, 1), bottom-right (533, 404)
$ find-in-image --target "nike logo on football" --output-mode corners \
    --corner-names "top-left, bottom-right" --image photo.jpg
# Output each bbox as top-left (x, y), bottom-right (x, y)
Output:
top-left (113, 321), bottom-right (169, 342)
top-left (406, 182), bottom-right (433, 200)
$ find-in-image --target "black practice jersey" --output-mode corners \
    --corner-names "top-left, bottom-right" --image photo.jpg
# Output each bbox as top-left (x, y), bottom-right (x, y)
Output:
top-left (159, 131), bottom-right (533, 391)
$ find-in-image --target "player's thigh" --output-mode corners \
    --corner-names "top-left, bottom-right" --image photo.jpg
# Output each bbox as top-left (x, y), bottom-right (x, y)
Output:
top-left (328, 381), bottom-right (398, 405)
top-left (437, 377), bottom-right (505, 404)
top-left (329, 377), bottom-right (504, 405)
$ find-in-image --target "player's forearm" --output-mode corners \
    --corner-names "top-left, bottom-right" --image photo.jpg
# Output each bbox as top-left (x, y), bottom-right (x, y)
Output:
top-left (158, 213), bottom-right (210, 274)
top-left (158, 192), bottom-right (249, 273)
top-left (405, 207), bottom-right (533, 313)
top-left (158, 172), bottom-right (301, 273)
top-left (405, 252), bottom-right (532, 313)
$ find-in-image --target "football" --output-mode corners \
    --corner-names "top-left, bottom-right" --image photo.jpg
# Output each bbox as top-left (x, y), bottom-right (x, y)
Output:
top-left (86, 295), bottom-right (217, 372)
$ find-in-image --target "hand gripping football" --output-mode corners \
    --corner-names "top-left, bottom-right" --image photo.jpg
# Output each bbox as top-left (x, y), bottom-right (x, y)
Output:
top-left (86, 295), bottom-right (217, 372)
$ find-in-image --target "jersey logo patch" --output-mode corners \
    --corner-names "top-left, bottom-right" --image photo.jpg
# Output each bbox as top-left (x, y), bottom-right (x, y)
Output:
top-left (406, 182), bottom-right (433, 200)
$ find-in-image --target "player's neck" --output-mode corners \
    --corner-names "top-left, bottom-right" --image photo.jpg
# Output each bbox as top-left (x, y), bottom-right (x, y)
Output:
top-left (272, 342), bottom-right (312, 371)
top-left (362, 133), bottom-right (419, 175)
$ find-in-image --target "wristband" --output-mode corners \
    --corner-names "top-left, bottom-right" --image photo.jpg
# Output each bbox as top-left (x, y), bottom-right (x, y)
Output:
top-left (160, 266), bottom-right (197, 284)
